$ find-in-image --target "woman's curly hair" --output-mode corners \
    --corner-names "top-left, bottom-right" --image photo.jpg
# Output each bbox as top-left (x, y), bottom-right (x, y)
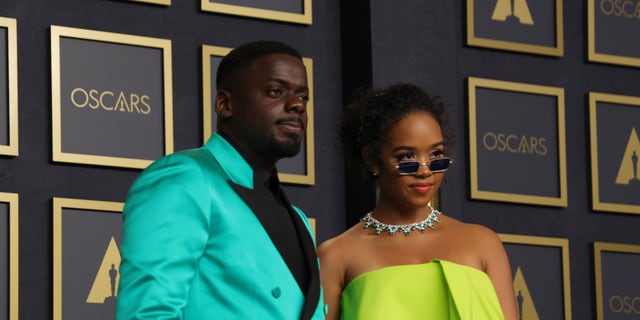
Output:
top-left (338, 83), bottom-right (454, 180)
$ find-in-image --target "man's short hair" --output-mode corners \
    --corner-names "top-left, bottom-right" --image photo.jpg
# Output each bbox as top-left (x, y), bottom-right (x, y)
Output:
top-left (216, 40), bottom-right (303, 88)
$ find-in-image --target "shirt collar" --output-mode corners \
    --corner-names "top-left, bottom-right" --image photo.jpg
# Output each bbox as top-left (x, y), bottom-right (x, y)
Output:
top-left (217, 131), bottom-right (277, 189)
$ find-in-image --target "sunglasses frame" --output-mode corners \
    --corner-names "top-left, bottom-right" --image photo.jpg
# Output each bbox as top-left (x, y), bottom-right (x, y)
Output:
top-left (392, 157), bottom-right (453, 175)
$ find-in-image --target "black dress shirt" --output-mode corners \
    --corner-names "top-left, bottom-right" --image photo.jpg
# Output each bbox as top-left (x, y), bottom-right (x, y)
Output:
top-left (218, 132), bottom-right (310, 294)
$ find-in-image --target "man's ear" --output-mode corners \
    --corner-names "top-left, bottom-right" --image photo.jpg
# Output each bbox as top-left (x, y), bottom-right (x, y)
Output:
top-left (214, 89), bottom-right (232, 119)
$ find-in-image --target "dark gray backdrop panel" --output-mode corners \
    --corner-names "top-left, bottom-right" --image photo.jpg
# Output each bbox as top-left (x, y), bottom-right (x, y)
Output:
top-left (60, 37), bottom-right (164, 159)
top-left (505, 243), bottom-right (565, 319)
top-left (0, 203), bottom-right (8, 319)
top-left (0, 27), bottom-right (7, 146)
top-left (595, 102), bottom-right (640, 205)
top-left (475, 88), bottom-right (560, 197)
top-left (601, 251), bottom-right (640, 318)
top-left (61, 208), bottom-right (122, 320)
top-left (209, 0), bottom-right (303, 14)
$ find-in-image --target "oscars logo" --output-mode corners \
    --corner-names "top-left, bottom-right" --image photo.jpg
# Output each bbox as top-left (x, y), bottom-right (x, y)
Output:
top-left (482, 132), bottom-right (548, 156)
top-left (599, 0), bottom-right (640, 19)
top-left (615, 127), bottom-right (640, 186)
top-left (609, 294), bottom-right (640, 314)
top-left (86, 237), bottom-right (121, 304)
top-left (70, 87), bottom-right (152, 115)
top-left (513, 266), bottom-right (540, 320)
top-left (492, 0), bottom-right (534, 25)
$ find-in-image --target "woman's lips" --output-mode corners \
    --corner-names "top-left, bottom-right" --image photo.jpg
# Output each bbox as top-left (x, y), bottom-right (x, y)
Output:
top-left (410, 184), bottom-right (432, 193)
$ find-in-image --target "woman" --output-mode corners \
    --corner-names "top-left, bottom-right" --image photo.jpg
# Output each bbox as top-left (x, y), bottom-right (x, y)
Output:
top-left (318, 83), bottom-right (518, 319)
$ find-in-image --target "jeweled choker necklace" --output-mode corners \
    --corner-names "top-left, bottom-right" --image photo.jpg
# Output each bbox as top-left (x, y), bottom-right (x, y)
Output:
top-left (361, 206), bottom-right (442, 236)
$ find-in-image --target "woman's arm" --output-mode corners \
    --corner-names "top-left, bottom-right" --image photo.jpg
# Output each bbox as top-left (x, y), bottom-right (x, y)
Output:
top-left (482, 230), bottom-right (519, 320)
top-left (317, 238), bottom-right (346, 320)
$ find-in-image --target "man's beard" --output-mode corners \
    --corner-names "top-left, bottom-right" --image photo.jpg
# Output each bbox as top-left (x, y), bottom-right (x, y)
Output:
top-left (271, 136), bottom-right (303, 158)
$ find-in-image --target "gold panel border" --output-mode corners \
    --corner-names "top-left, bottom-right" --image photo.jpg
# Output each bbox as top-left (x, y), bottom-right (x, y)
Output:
top-left (201, 45), bottom-right (230, 143)
top-left (128, 0), bottom-right (171, 5)
top-left (466, 0), bottom-right (564, 57)
top-left (587, 0), bottom-right (640, 68)
top-left (593, 242), bottom-right (640, 320)
top-left (468, 77), bottom-right (568, 207)
top-left (308, 217), bottom-right (316, 241)
top-left (499, 233), bottom-right (572, 320)
top-left (52, 197), bottom-right (123, 320)
top-left (202, 44), bottom-right (316, 185)
top-left (589, 92), bottom-right (640, 215)
top-left (1, 192), bottom-right (19, 320)
top-left (0, 17), bottom-right (18, 156)
top-left (201, 0), bottom-right (311, 25)
top-left (51, 25), bottom-right (174, 169)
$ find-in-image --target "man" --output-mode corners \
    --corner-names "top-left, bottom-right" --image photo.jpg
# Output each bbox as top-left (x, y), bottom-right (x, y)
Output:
top-left (116, 41), bottom-right (325, 319)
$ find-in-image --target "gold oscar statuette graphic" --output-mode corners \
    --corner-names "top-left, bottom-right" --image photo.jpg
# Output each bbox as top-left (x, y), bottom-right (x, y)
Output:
top-left (86, 237), bottom-right (121, 304)
top-left (513, 266), bottom-right (540, 320)
top-left (492, 0), bottom-right (534, 25)
top-left (615, 127), bottom-right (640, 186)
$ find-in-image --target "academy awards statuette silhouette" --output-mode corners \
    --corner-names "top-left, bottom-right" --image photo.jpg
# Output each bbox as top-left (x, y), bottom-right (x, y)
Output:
top-left (631, 150), bottom-right (639, 185)
top-left (615, 127), bottom-right (640, 187)
top-left (517, 290), bottom-right (524, 320)
top-left (492, 0), bottom-right (534, 25)
top-left (104, 263), bottom-right (118, 304)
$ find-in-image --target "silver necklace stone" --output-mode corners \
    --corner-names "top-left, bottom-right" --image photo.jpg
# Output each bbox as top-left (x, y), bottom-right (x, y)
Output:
top-left (361, 206), bottom-right (442, 236)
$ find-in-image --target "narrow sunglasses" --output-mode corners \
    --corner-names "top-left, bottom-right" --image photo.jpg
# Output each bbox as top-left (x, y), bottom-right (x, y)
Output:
top-left (393, 158), bottom-right (453, 175)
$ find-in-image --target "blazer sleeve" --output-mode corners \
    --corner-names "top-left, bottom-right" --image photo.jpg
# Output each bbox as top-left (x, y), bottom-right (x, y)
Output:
top-left (116, 153), bottom-right (211, 319)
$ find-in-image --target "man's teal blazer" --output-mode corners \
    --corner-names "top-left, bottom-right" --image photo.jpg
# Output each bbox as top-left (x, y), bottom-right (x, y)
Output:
top-left (116, 133), bottom-right (326, 319)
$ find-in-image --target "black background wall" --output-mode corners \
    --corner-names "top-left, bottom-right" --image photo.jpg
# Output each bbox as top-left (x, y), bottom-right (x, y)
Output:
top-left (1, 0), bottom-right (639, 319)
top-left (354, 2), bottom-right (640, 320)
top-left (0, 0), bottom-right (344, 318)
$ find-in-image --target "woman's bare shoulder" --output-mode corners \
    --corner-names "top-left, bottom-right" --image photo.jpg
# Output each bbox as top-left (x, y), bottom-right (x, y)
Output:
top-left (441, 214), bottom-right (498, 234)
top-left (439, 215), bottom-right (503, 249)
top-left (317, 223), bottom-right (363, 259)
top-left (436, 214), bottom-right (506, 271)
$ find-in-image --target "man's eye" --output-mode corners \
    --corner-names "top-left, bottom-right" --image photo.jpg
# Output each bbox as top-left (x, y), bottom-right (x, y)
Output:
top-left (298, 95), bottom-right (309, 102)
top-left (267, 89), bottom-right (283, 96)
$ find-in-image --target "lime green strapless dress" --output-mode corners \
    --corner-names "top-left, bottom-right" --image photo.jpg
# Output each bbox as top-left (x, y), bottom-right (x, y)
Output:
top-left (340, 260), bottom-right (504, 320)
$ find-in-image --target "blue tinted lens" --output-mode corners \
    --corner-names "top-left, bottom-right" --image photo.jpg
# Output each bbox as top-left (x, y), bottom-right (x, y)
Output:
top-left (397, 162), bottom-right (420, 174)
top-left (396, 158), bottom-right (451, 174)
top-left (430, 158), bottom-right (450, 172)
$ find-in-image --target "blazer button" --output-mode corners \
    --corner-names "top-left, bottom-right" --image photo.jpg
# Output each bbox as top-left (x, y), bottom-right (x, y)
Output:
top-left (271, 287), bottom-right (281, 298)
